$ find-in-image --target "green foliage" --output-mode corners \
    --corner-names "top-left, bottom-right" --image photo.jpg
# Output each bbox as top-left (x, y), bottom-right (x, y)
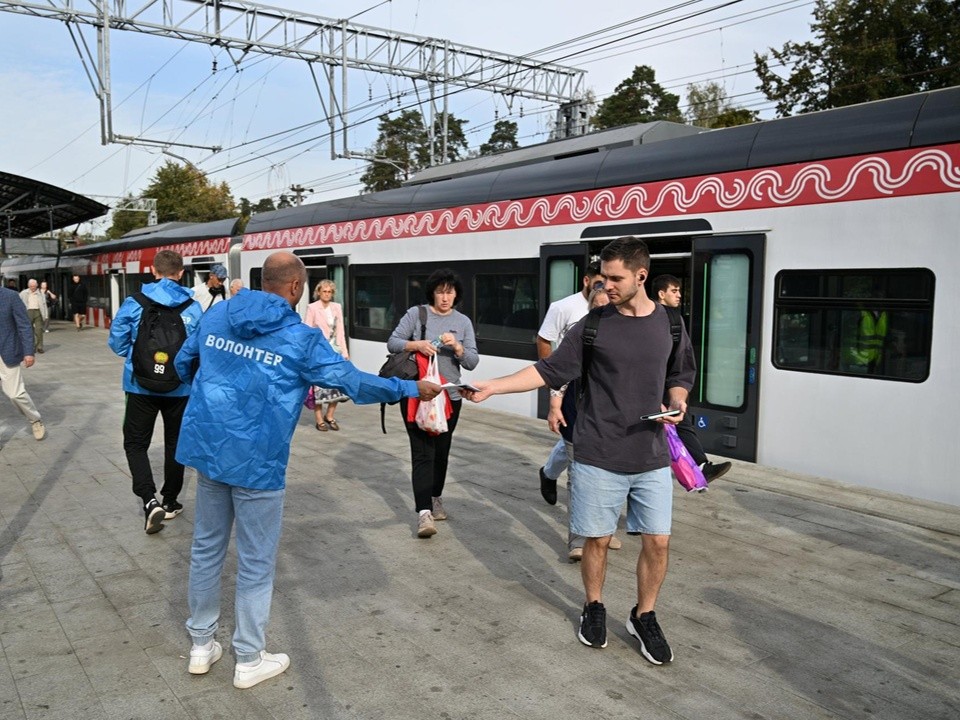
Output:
top-left (421, 112), bottom-right (470, 166)
top-left (479, 120), bottom-right (520, 156)
top-left (105, 162), bottom-right (236, 239)
top-left (755, 0), bottom-right (960, 117)
top-left (360, 110), bottom-right (428, 192)
top-left (591, 65), bottom-right (682, 129)
top-left (685, 81), bottom-right (758, 128)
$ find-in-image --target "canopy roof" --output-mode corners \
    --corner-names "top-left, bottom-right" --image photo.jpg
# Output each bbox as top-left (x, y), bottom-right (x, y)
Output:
top-left (0, 171), bottom-right (109, 239)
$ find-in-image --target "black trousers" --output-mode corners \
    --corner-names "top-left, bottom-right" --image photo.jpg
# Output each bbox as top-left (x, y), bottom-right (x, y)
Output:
top-left (123, 392), bottom-right (188, 505)
top-left (677, 411), bottom-right (708, 466)
top-left (400, 398), bottom-right (462, 513)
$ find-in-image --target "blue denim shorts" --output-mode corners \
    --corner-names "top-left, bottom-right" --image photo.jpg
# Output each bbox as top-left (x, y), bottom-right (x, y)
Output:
top-left (569, 461), bottom-right (673, 537)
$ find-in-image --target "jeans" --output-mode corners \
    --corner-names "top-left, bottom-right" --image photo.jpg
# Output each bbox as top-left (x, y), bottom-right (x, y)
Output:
top-left (542, 437), bottom-right (568, 481)
top-left (122, 392), bottom-right (188, 505)
top-left (400, 398), bottom-right (462, 512)
top-left (570, 462), bottom-right (673, 537)
top-left (186, 474), bottom-right (285, 663)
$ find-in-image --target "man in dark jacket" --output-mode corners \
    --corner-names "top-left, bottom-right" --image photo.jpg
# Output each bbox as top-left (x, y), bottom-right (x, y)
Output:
top-left (0, 286), bottom-right (45, 440)
top-left (69, 275), bottom-right (89, 331)
top-left (174, 251), bottom-right (440, 690)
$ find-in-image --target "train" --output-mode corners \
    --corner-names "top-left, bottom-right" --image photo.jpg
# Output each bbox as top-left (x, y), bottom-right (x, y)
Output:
top-left (4, 86), bottom-right (958, 507)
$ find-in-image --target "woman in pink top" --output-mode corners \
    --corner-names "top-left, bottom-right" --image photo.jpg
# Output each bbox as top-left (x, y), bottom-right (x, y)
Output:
top-left (304, 279), bottom-right (349, 431)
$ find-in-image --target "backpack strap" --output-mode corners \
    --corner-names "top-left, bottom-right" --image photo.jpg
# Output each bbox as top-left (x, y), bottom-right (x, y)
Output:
top-left (578, 306), bottom-right (604, 401)
top-left (381, 305), bottom-right (430, 434)
top-left (577, 304), bottom-right (683, 402)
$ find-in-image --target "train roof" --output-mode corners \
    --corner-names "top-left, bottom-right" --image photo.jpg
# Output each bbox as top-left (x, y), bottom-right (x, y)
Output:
top-left (62, 217), bottom-right (240, 257)
top-left (405, 121), bottom-right (704, 183)
top-left (0, 172), bottom-right (108, 240)
top-left (242, 85), bottom-right (960, 237)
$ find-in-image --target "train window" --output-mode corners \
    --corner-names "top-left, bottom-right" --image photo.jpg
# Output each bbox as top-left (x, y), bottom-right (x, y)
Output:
top-left (773, 268), bottom-right (934, 382)
top-left (406, 275), bottom-right (428, 307)
top-left (547, 259), bottom-right (578, 304)
top-left (474, 272), bottom-right (539, 344)
top-left (704, 254), bottom-right (750, 407)
top-left (354, 274), bottom-right (395, 331)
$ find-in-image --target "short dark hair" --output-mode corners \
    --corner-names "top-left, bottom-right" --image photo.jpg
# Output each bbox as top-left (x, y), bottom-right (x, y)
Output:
top-left (424, 268), bottom-right (463, 306)
top-left (586, 260), bottom-right (602, 278)
top-left (599, 236), bottom-right (651, 272)
top-left (154, 250), bottom-right (184, 277)
top-left (651, 274), bottom-right (680, 296)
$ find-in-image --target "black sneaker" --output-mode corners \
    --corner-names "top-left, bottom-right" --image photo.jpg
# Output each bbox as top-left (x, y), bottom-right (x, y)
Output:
top-left (163, 500), bottom-right (184, 520)
top-left (144, 499), bottom-right (165, 535)
top-left (701, 461), bottom-right (732, 483)
top-left (578, 601), bottom-right (607, 648)
top-left (626, 607), bottom-right (673, 664)
top-left (539, 466), bottom-right (558, 505)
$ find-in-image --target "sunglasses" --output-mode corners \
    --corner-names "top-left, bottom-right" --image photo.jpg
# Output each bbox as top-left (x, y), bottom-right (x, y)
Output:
top-left (592, 280), bottom-right (605, 290)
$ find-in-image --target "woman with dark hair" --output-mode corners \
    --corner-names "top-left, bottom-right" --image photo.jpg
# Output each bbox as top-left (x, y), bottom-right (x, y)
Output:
top-left (387, 268), bottom-right (479, 538)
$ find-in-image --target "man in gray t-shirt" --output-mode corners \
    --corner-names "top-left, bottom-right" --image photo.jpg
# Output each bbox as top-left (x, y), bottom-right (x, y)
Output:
top-left (465, 236), bottom-right (694, 666)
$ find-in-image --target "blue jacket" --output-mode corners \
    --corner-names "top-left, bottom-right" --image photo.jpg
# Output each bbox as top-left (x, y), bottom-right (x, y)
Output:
top-left (107, 278), bottom-right (203, 396)
top-left (174, 289), bottom-right (419, 490)
top-left (0, 287), bottom-right (34, 365)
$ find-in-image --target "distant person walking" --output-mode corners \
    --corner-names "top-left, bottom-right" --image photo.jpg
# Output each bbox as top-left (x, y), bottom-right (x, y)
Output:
top-left (0, 285), bottom-right (46, 440)
top-left (387, 268), bottom-right (479, 539)
top-left (69, 275), bottom-right (88, 330)
top-left (19, 279), bottom-right (47, 353)
top-left (304, 279), bottom-right (349, 431)
top-left (108, 250), bottom-right (203, 534)
top-left (193, 263), bottom-right (229, 311)
top-left (651, 275), bottom-right (731, 483)
top-left (174, 252), bottom-right (439, 689)
top-left (40, 281), bottom-right (57, 332)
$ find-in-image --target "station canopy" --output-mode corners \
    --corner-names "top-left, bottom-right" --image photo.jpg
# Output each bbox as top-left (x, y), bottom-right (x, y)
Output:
top-left (0, 171), bottom-right (109, 254)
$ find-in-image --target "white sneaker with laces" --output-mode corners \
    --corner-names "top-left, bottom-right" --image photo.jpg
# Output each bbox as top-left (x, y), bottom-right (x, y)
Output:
top-left (31, 420), bottom-right (46, 441)
top-left (233, 651), bottom-right (290, 689)
top-left (188, 641), bottom-right (223, 674)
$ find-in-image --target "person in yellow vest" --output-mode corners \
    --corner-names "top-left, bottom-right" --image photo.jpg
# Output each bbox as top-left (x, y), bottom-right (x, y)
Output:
top-left (843, 309), bottom-right (888, 373)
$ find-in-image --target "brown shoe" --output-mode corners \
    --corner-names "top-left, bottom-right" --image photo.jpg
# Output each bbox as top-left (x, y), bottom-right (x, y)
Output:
top-left (315, 421), bottom-right (328, 431)
top-left (325, 418), bottom-right (339, 431)
top-left (417, 512), bottom-right (437, 538)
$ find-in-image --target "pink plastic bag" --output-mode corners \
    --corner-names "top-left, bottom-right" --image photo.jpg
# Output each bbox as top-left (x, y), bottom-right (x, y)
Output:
top-left (303, 386), bottom-right (316, 410)
top-left (664, 424), bottom-right (708, 493)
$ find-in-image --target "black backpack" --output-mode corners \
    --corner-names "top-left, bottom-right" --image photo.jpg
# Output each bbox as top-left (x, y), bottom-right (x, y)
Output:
top-left (579, 304), bottom-right (683, 401)
top-left (131, 293), bottom-right (193, 393)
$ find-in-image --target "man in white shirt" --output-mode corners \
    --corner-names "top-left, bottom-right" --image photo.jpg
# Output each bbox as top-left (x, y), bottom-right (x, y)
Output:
top-left (193, 263), bottom-right (230, 311)
top-left (19, 279), bottom-right (47, 354)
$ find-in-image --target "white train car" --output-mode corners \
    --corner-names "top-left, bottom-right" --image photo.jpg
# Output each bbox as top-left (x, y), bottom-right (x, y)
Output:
top-left (238, 88), bottom-right (959, 506)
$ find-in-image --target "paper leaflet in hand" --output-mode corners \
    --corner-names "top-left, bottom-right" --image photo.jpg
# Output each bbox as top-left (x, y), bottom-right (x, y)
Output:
top-left (664, 423), bottom-right (708, 492)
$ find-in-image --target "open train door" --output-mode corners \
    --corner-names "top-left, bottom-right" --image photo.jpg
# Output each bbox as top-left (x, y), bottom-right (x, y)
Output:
top-left (688, 234), bottom-right (765, 463)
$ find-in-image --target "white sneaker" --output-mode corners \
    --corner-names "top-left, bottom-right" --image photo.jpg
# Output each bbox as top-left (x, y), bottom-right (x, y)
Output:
top-left (417, 511), bottom-right (437, 538)
top-left (188, 641), bottom-right (223, 675)
top-left (31, 420), bottom-right (46, 441)
top-left (233, 651), bottom-right (290, 689)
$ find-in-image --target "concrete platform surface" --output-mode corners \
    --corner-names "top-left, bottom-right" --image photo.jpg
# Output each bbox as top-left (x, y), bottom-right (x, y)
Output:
top-left (1, 322), bottom-right (958, 720)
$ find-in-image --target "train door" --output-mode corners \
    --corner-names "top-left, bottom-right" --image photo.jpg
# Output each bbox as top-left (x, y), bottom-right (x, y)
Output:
top-left (537, 243), bottom-right (592, 417)
top-left (686, 234), bottom-right (765, 462)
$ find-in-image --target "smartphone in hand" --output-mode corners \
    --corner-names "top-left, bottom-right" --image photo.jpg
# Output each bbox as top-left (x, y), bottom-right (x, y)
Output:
top-left (641, 409), bottom-right (682, 421)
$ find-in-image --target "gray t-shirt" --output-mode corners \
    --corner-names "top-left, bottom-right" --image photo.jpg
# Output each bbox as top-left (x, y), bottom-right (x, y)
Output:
top-left (387, 305), bottom-right (479, 400)
top-left (535, 304), bottom-right (696, 474)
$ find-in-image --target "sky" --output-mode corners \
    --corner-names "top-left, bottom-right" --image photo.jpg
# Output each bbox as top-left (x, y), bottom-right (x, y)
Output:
top-left (0, 0), bottom-right (815, 235)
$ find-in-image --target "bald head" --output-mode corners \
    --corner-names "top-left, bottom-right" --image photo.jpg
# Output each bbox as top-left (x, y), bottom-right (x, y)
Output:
top-left (262, 252), bottom-right (306, 307)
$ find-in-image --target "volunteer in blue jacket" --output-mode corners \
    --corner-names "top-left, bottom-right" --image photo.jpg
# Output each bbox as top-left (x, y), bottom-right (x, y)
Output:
top-left (174, 251), bottom-right (441, 690)
top-left (108, 250), bottom-right (202, 534)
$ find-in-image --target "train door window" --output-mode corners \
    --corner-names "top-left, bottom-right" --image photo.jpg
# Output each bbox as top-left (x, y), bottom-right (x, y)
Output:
top-left (475, 272), bottom-right (539, 344)
top-left (704, 254), bottom-right (750, 407)
top-left (407, 275), bottom-right (428, 308)
top-left (353, 274), bottom-right (395, 331)
top-left (773, 268), bottom-right (934, 382)
top-left (547, 259), bottom-right (578, 304)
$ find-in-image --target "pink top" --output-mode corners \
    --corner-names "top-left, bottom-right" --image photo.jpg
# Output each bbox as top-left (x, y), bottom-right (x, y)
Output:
top-left (304, 300), bottom-right (348, 358)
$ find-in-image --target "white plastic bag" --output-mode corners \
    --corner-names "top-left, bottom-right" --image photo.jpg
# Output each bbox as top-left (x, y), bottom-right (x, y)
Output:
top-left (415, 355), bottom-right (448, 435)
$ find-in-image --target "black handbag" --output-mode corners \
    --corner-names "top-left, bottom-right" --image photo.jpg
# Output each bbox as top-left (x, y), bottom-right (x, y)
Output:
top-left (378, 305), bottom-right (428, 380)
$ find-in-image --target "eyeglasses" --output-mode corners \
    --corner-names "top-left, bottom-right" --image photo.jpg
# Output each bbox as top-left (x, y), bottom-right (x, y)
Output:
top-left (592, 280), bottom-right (605, 290)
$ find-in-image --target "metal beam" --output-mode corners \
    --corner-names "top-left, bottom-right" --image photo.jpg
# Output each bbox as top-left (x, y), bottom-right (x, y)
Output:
top-left (0, 1), bottom-right (588, 156)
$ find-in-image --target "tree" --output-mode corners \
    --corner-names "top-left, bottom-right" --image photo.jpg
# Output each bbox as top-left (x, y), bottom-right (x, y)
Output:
top-left (685, 81), bottom-right (759, 129)
top-left (591, 65), bottom-right (682, 129)
top-left (479, 120), bottom-right (520, 156)
top-left (360, 110), bottom-right (427, 192)
top-left (105, 162), bottom-right (236, 239)
top-left (360, 109), bottom-right (470, 192)
top-left (755, 0), bottom-right (960, 117)
top-left (239, 197), bottom-right (277, 218)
